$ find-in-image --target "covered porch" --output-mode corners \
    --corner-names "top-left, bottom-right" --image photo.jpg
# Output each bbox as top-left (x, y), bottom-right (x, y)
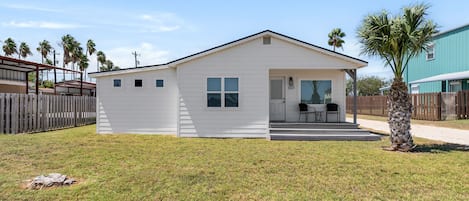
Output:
top-left (268, 69), bottom-right (358, 123)
top-left (267, 69), bottom-right (374, 140)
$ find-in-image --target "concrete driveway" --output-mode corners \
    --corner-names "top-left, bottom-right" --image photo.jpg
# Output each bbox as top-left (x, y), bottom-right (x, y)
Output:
top-left (347, 118), bottom-right (469, 146)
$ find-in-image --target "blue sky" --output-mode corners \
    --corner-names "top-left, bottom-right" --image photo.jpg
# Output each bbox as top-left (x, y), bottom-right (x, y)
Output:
top-left (1, 0), bottom-right (468, 79)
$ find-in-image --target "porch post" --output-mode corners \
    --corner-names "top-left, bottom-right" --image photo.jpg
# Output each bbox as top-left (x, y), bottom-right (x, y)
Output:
top-left (352, 69), bottom-right (357, 124)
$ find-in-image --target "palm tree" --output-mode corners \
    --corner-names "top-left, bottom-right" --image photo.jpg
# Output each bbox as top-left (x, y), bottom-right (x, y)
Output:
top-left (100, 59), bottom-right (120, 71)
top-left (96, 51), bottom-right (106, 71)
top-left (86, 39), bottom-right (96, 56)
top-left (328, 28), bottom-right (346, 51)
top-left (357, 4), bottom-right (437, 151)
top-left (86, 39), bottom-right (96, 80)
top-left (78, 53), bottom-right (89, 76)
top-left (37, 40), bottom-right (53, 81)
top-left (19, 42), bottom-right (33, 59)
top-left (70, 41), bottom-right (83, 79)
top-left (3, 38), bottom-right (18, 57)
top-left (61, 34), bottom-right (76, 68)
top-left (37, 40), bottom-right (52, 63)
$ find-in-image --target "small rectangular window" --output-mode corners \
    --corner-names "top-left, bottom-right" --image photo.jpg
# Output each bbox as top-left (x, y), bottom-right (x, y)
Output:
top-left (426, 43), bottom-right (435, 60)
top-left (156, 79), bottom-right (164, 87)
top-left (113, 79), bottom-right (121, 87)
top-left (135, 79), bottom-right (143, 87)
top-left (263, 36), bottom-right (271, 45)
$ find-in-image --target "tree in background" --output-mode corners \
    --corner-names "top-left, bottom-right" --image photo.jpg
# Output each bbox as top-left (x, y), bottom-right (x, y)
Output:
top-left (357, 4), bottom-right (437, 151)
top-left (37, 40), bottom-right (53, 81)
top-left (3, 38), bottom-right (18, 57)
top-left (19, 42), bottom-right (33, 59)
top-left (78, 53), bottom-right (89, 74)
top-left (86, 39), bottom-right (96, 81)
top-left (346, 76), bottom-right (386, 96)
top-left (96, 51), bottom-right (106, 70)
top-left (100, 59), bottom-right (120, 71)
top-left (328, 28), bottom-right (346, 51)
top-left (61, 34), bottom-right (76, 69)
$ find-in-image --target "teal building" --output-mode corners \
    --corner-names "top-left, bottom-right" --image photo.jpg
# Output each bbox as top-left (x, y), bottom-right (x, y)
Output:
top-left (406, 24), bottom-right (469, 93)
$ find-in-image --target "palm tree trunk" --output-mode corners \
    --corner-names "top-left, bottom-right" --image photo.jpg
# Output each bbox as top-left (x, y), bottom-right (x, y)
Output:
top-left (387, 77), bottom-right (414, 151)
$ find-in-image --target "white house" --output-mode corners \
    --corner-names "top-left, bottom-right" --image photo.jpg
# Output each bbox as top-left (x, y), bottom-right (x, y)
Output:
top-left (89, 30), bottom-right (367, 138)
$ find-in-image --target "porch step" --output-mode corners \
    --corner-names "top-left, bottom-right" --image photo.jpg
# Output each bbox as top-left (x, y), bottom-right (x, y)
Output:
top-left (269, 133), bottom-right (382, 141)
top-left (270, 128), bottom-right (369, 134)
top-left (270, 122), bottom-right (359, 129)
top-left (268, 122), bottom-right (381, 141)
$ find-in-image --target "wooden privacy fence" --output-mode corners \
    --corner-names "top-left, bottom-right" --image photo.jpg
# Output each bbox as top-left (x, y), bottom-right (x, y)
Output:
top-left (456, 90), bottom-right (469, 119)
top-left (411, 93), bottom-right (441, 121)
top-left (0, 93), bottom-right (96, 134)
top-left (346, 92), bottom-right (446, 121)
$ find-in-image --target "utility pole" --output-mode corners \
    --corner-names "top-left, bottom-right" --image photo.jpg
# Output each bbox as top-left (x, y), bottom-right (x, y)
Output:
top-left (132, 51), bottom-right (140, 67)
top-left (53, 50), bottom-right (60, 95)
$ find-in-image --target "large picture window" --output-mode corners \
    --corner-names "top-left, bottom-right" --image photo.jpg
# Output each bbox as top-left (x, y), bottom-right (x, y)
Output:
top-left (301, 80), bottom-right (332, 104)
top-left (207, 77), bottom-right (239, 108)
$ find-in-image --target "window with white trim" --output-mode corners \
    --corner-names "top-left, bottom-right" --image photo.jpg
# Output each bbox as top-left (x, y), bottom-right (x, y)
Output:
top-left (156, 79), bottom-right (164, 87)
top-left (426, 43), bottom-right (435, 60)
top-left (300, 80), bottom-right (332, 104)
top-left (207, 77), bottom-right (239, 108)
top-left (113, 79), bottom-right (121, 87)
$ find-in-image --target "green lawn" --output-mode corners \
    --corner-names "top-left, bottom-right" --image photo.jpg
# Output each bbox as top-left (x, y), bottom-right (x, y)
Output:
top-left (348, 114), bottom-right (469, 130)
top-left (1, 125), bottom-right (468, 200)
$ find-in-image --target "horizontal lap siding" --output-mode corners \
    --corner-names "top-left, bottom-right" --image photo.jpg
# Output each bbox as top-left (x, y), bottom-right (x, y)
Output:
top-left (178, 39), bottom-right (270, 138)
top-left (177, 37), bottom-right (355, 138)
top-left (407, 26), bottom-right (469, 91)
top-left (96, 68), bottom-right (177, 134)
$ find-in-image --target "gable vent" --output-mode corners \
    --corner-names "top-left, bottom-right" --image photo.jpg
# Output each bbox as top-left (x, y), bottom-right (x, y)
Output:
top-left (263, 36), bottom-right (271, 45)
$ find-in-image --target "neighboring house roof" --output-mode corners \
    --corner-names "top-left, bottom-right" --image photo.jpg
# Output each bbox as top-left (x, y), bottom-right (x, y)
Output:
top-left (409, 70), bottom-right (469, 84)
top-left (90, 30), bottom-right (368, 77)
top-left (433, 23), bottom-right (469, 38)
top-left (56, 80), bottom-right (96, 90)
top-left (0, 55), bottom-right (81, 73)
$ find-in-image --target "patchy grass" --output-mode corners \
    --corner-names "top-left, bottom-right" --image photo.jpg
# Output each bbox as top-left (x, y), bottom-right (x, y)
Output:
top-left (348, 114), bottom-right (469, 130)
top-left (0, 125), bottom-right (468, 200)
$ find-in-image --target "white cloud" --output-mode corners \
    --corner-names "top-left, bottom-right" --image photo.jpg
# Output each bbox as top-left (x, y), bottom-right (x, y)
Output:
top-left (140, 14), bottom-right (153, 21)
top-left (2, 3), bottom-right (61, 13)
top-left (137, 12), bottom-right (184, 32)
top-left (104, 43), bottom-right (170, 69)
top-left (2, 21), bottom-right (83, 29)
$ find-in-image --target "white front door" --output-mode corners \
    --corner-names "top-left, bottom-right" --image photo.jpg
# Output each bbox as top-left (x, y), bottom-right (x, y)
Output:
top-left (270, 77), bottom-right (286, 121)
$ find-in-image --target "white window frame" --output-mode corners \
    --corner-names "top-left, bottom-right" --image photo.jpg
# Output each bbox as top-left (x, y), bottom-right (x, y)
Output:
top-left (206, 76), bottom-right (240, 109)
top-left (426, 42), bottom-right (435, 61)
top-left (155, 79), bottom-right (164, 88)
top-left (113, 79), bottom-right (121, 88)
top-left (411, 84), bottom-right (420, 94)
top-left (298, 79), bottom-right (333, 104)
